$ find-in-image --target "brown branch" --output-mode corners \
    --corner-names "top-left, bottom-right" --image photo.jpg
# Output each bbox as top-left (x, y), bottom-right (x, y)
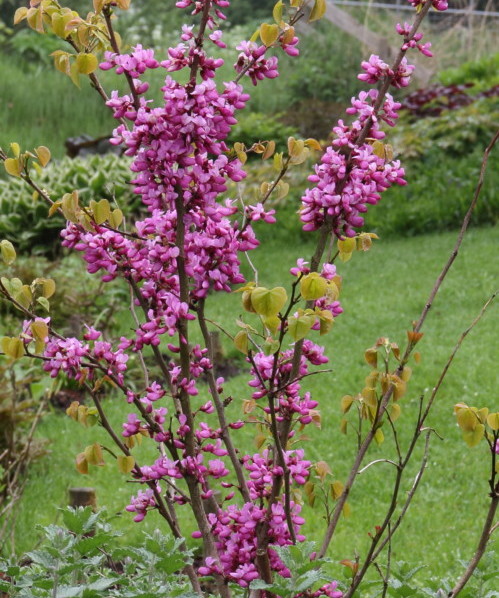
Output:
top-left (448, 488), bottom-right (499, 597)
top-left (196, 299), bottom-right (252, 503)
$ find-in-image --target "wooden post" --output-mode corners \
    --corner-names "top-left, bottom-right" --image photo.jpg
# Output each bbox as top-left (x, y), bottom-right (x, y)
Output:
top-left (69, 487), bottom-right (97, 510)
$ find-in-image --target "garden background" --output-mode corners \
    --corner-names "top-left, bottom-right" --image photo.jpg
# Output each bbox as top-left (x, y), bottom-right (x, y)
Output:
top-left (0, 0), bottom-right (498, 592)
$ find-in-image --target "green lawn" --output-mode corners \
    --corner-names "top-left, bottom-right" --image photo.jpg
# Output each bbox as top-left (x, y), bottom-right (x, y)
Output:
top-left (12, 224), bottom-right (499, 582)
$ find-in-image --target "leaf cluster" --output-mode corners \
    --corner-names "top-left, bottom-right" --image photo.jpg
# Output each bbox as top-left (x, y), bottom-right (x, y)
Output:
top-left (0, 507), bottom-right (196, 598)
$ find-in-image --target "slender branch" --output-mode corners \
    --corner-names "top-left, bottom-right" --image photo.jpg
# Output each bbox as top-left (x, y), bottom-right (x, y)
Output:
top-left (357, 459), bottom-right (399, 475)
top-left (196, 299), bottom-right (252, 503)
top-left (317, 128), bottom-right (499, 560)
top-left (448, 488), bottom-right (499, 597)
top-left (102, 6), bottom-right (140, 110)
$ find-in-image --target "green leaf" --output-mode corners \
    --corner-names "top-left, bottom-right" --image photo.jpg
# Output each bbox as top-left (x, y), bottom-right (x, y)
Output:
top-left (117, 455), bottom-right (135, 473)
top-left (300, 272), bottom-right (327, 300)
top-left (76, 53), bottom-right (98, 75)
top-left (462, 424), bottom-right (485, 447)
top-left (0, 239), bottom-right (16, 265)
top-left (37, 296), bottom-right (50, 311)
top-left (273, 0), bottom-right (284, 23)
top-left (35, 146), bottom-right (51, 167)
top-left (234, 330), bottom-right (249, 355)
top-left (260, 23), bottom-right (279, 46)
top-left (309, 0), bottom-right (326, 22)
top-left (4, 158), bottom-right (22, 177)
top-left (294, 569), bottom-right (324, 593)
top-left (251, 286), bottom-right (287, 317)
top-left (288, 313), bottom-right (315, 342)
top-left (487, 412), bottom-right (499, 430)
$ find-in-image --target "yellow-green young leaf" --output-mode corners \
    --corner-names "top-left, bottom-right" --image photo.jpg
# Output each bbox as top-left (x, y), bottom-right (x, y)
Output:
top-left (31, 320), bottom-right (49, 342)
top-left (374, 428), bottom-right (384, 445)
top-left (341, 395), bottom-right (354, 414)
top-left (4, 158), bottom-right (22, 177)
top-left (75, 453), bottom-right (89, 474)
top-left (340, 418), bottom-right (348, 434)
top-left (462, 424), bottom-right (485, 448)
top-left (37, 296), bottom-right (50, 311)
top-left (109, 208), bottom-right (123, 228)
top-left (0, 240), bottom-right (16, 265)
top-left (41, 278), bottom-right (56, 298)
top-left (1, 337), bottom-right (24, 360)
top-left (92, 198), bottom-right (111, 224)
top-left (255, 432), bottom-right (267, 449)
top-left (390, 403), bottom-right (402, 422)
top-left (273, 0), bottom-right (284, 23)
top-left (456, 408), bottom-right (478, 432)
top-left (16, 285), bottom-right (32, 309)
top-left (250, 27), bottom-right (261, 43)
top-left (66, 401), bottom-right (80, 421)
top-left (48, 200), bottom-right (62, 217)
top-left (316, 308), bottom-right (333, 336)
top-left (309, 0), bottom-right (326, 22)
top-left (331, 480), bottom-right (344, 500)
top-left (288, 313), bottom-right (315, 342)
top-left (263, 337), bottom-right (280, 356)
top-left (14, 6), bottom-right (28, 24)
top-left (93, 0), bottom-right (106, 13)
top-left (304, 138), bottom-right (322, 151)
top-left (315, 461), bottom-right (331, 481)
top-left (242, 289), bottom-right (257, 313)
top-left (262, 140), bottom-right (276, 160)
top-left (84, 443), bottom-right (105, 466)
top-left (338, 236), bottom-right (356, 256)
top-left (273, 152), bottom-right (284, 171)
top-left (342, 502), bottom-right (352, 518)
top-left (251, 286), bottom-right (287, 317)
top-left (260, 23), bottom-right (279, 46)
top-left (364, 348), bottom-right (378, 368)
top-left (52, 50), bottom-right (71, 76)
top-left (35, 146), bottom-right (51, 167)
top-left (77, 404), bottom-right (89, 427)
top-left (76, 52), bottom-right (98, 75)
top-left (262, 314), bottom-right (280, 335)
top-left (476, 407), bottom-right (489, 424)
top-left (487, 412), bottom-right (499, 431)
top-left (70, 60), bottom-right (81, 87)
top-left (10, 142), bottom-right (20, 158)
top-left (300, 272), bottom-right (327, 300)
top-left (116, 0), bottom-right (131, 8)
top-left (275, 181), bottom-right (289, 200)
top-left (51, 12), bottom-right (70, 38)
top-left (234, 330), bottom-right (249, 355)
top-left (86, 407), bottom-right (99, 427)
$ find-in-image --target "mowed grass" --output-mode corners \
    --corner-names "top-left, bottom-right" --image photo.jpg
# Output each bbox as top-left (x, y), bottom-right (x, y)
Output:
top-left (12, 223), bottom-right (499, 580)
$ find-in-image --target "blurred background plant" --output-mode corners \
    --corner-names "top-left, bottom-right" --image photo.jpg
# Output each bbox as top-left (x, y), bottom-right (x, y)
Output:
top-left (0, 358), bottom-right (50, 555)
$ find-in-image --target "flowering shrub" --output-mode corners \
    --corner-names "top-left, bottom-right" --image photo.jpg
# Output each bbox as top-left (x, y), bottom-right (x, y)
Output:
top-left (1, 1), bottom-right (498, 597)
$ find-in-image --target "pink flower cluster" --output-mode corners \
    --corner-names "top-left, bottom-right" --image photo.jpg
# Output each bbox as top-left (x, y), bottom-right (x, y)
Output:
top-left (396, 23), bottom-right (433, 56)
top-left (198, 500), bottom-right (306, 586)
top-left (358, 55), bottom-right (415, 88)
top-left (43, 337), bottom-right (88, 380)
top-left (248, 340), bottom-right (329, 429)
top-left (234, 41), bottom-right (279, 85)
top-left (407, 0), bottom-right (448, 11)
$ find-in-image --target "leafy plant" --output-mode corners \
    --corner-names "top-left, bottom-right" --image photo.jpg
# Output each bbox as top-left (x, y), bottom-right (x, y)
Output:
top-left (0, 507), bottom-right (197, 597)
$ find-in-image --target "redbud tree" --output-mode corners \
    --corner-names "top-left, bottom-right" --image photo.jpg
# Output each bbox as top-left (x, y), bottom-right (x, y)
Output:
top-left (0, 1), bottom-right (498, 597)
